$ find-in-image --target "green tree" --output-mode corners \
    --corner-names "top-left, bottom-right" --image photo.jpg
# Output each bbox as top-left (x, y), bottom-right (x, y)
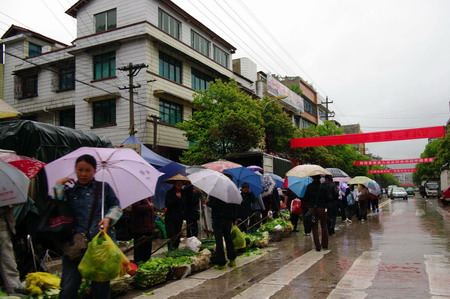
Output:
top-left (414, 134), bottom-right (450, 183)
top-left (177, 80), bottom-right (263, 165)
top-left (261, 97), bottom-right (296, 154)
top-left (288, 84), bottom-right (302, 96)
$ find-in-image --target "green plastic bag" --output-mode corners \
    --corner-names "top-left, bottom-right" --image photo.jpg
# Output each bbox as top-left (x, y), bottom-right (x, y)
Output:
top-left (78, 231), bottom-right (130, 282)
top-left (231, 225), bottom-right (246, 249)
top-left (156, 218), bottom-right (167, 239)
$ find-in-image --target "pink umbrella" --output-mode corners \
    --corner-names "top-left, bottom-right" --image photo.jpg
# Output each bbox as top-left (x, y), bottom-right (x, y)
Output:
top-left (202, 160), bottom-right (242, 172)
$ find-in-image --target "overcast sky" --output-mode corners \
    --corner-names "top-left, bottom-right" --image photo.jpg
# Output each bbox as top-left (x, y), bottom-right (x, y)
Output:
top-left (1, 0), bottom-right (449, 166)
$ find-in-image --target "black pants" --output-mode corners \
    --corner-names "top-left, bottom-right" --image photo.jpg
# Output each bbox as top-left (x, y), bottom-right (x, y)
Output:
top-left (290, 213), bottom-right (299, 231)
top-left (327, 203), bottom-right (337, 235)
top-left (347, 204), bottom-right (357, 220)
top-left (358, 200), bottom-right (368, 220)
top-left (166, 219), bottom-right (183, 250)
top-left (302, 208), bottom-right (312, 234)
top-left (212, 218), bottom-right (236, 266)
top-left (133, 233), bottom-right (152, 264)
top-left (186, 219), bottom-right (199, 238)
top-left (338, 199), bottom-right (347, 220)
top-left (311, 208), bottom-right (328, 251)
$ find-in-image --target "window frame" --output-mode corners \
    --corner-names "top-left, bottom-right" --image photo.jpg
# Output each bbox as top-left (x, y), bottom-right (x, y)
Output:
top-left (302, 96), bottom-right (317, 117)
top-left (28, 42), bottom-right (42, 57)
top-left (159, 99), bottom-right (183, 126)
top-left (159, 51), bottom-right (182, 83)
top-left (191, 30), bottom-right (210, 56)
top-left (93, 99), bottom-right (116, 127)
top-left (59, 108), bottom-right (75, 128)
top-left (93, 52), bottom-right (116, 80)
top-left (94, 8), bottom-right (117, 33)
top-left (191, 68), bottom-right (213, 91)
top-left (59, 66), bottom-right (75, 91)
top-left (213, 46), bottom-right (229, 68)
top-left (158, 8), bottom-right (181, 39)
top-left (20, 73), bottom-right (38, 99)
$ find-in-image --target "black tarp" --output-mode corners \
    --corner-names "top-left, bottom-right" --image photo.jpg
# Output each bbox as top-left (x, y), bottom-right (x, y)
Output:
top-left (0, 120), bottom-right (112, 163)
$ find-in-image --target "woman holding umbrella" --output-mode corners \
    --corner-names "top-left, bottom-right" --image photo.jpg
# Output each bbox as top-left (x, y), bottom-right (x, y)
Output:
top-left (54, 154), bottom-right (122, 299)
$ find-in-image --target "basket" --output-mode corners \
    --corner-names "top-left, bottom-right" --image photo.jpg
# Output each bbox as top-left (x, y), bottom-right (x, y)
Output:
top-left (282, 230), bottom-right (292, 238)
top-left (269, 231), bottom-right (282, 242)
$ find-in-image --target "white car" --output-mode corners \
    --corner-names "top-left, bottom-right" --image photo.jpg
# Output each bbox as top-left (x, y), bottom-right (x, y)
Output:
top-left (390, 187), bottom-right (408, 200)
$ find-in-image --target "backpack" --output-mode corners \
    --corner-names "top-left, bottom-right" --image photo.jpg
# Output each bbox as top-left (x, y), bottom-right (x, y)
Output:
top-left (347, 192), bottom-right (355, 206)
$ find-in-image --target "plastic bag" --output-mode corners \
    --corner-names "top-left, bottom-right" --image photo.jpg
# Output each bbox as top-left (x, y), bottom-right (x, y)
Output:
top-left (78, 231), bottom-right (131, 282)
top-left (155, 218), bottom-right (167, 239)
top-left (25, 272), bottom-right (61, 295)
top-left (230, 225), bottom-right (246, 249)
top-left (273, 224), bottom-right (283, 231)
top-left (185, 236), bottom-right (202, 252)
top-left (290, 199), bottom-right (302, 215)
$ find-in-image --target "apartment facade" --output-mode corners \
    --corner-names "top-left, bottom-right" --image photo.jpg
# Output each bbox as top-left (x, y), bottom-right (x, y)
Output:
top-left (1, 0), bottom-right (250, 161)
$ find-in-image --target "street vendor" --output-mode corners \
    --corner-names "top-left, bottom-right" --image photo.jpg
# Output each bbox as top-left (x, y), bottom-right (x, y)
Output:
top-left (164, 175), bottom-right (188, 250)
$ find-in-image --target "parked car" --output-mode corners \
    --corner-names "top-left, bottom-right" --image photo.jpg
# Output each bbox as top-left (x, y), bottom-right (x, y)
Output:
top-left (390, 187), bottom-right (408, 200)
top-left (406, 187), bottom-right (415, 196)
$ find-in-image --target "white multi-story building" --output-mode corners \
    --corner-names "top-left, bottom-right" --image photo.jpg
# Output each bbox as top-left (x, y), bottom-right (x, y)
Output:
top-left (1, 0), bottom-right (253, 161)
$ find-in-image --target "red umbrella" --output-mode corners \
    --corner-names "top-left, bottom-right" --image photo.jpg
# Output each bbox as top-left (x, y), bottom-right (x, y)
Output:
top-left (0, 153), bottom-right (45, 179)
top-left (202, 160), bottom-right (242, 173)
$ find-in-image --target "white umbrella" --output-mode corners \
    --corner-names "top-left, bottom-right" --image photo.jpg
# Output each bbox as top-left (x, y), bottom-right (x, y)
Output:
top-left (0, 100), bottom-right (21, 119)
top-left (44, 147), bottom-right (163, 215)
top-left (187, 169), bottom-right (242, 204)
top-left (0, 159), bottom-right (30, 207)
top-left (286, 164), bottom-right (331, 178)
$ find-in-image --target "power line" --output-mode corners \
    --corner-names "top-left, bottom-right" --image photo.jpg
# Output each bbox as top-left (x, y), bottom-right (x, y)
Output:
top-left (40, 0), bottom-right (75, 39)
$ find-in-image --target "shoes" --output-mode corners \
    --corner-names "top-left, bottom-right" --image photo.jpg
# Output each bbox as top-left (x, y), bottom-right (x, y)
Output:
top-left (322, 247), bottom-right (328, 249)
top-left (303, 233), bottom-right (311, 236)
top-left (228, 260), bottom-right (236, 267)
top-left (361, 219), bottom-right (365, 222)
top-left (376, 208), bottom-right (379, 213)
top-left (316, 248), bottom-right (321, 251)
top-left (345, 219), bottom-right (352, 223)
top-left (214, 264), bottom-right (227, 270)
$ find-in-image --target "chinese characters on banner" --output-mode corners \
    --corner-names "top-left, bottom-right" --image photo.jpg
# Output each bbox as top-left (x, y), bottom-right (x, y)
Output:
top-left (368, 169), bottom-right (417, 174)
top-left (291, 126), bottom-right (445, 148)
top-left (354, 158), bottom-right (435, 166)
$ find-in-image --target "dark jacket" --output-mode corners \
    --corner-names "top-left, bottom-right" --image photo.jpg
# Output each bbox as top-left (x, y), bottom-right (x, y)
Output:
top-left (239, 191), bottom-right (255, 218)
top-left (303, 180), bottom-right (321, 208)
top-left (130, 199), bottom-right (155, 234)
top-left (165, 187), bottom-right (186, 222)
top-left (319, 180), bottom-right (339, 209)
top-left (207, 196), bottom-right (238, 221)
top-left (184, 185), bottom-right (200, 221)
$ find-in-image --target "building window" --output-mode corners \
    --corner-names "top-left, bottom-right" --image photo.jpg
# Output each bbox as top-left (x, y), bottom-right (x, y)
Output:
top-left (158, 9), bottom-right (180, 39)
top-left (191, 31), bottom-right (210, 56)
top-left (159, 99), bottom-right (183, 125)
top-left (95, 9), bottom-right (117, 33)
top-left (301, 118), bottom-right (314, 128)
top-left (303, 96), bottom-right (317, 117)
top-left (213, 46), bottom-right (228, 68)
top-left (20, 74), bottom-right (38, 99)
top-left (93, 52), bottom-right (116, 80)
top-left (159, 52), bottom-right (182, 83)
top-left (59, 67), bottom-right (75, 90)
top-left (191, 68), bottom-right (213, 91)
top-left (60, 108), bottom-right (75, 128)
top-left (93, 99), bottom-right (116, 126)
top-left (28, 43), bottom-right (42, 57)
top-left (294, 116), bottom-right (300, 128)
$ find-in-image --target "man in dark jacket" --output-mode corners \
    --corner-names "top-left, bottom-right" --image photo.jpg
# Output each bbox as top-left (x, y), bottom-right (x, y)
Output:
top-left (165, 181), bottom-right (186, 250)
top-left (320, 175), bottom-right (339, 235)
top-left (238, 183), bottom-right (255, 232)
top-left (206, 196), bottom-right (238, 270)
top-left (184, 185), bottom-right (201, 238)
top-left (304, 175), bottom-right (328, 251)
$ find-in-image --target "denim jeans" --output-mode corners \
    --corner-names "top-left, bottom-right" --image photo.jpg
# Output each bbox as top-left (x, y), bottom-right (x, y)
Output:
top-left (59, 256), bottom-right (110, 299)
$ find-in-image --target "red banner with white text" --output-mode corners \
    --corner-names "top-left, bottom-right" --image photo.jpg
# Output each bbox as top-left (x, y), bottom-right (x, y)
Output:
top-left (291, 126), bottom-right (445, 148)
top-left (368, 169), bottom-right (417, 174)
top-left (354, 158), bottom-right (435, 166)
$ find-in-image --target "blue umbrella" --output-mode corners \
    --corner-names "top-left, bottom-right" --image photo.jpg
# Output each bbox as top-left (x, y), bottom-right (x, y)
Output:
top-left (265, 173), bottom-right (284, 189)
top-left (153, 162), bottom-right (186, 210)
top-left (287, 176), bottom-right (313, 198)
top-left (223, 167), bottom-right (263, 196)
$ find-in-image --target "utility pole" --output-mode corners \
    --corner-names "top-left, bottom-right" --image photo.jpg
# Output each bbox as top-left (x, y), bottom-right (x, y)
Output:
top-left (149, 114), bottom-right (161, 152)
top-left (321, 96), bottom-right (335, 120)
top-left (118, 63), bottom-right (147, 135)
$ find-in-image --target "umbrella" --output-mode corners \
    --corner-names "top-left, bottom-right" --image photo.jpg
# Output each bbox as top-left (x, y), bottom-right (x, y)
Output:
top-left (153, 162), bottom-right (186, 210)
top-left (185, 165), bottom-right (206, 175)
top-left (367, 180), bottom-right (381, 196)
top-left (247, 165), bottom-right (263, 172)
top-left (0, 159), bottom-right (30, 207)
top-left (187, 169), bottom-right (242, 204)
top-left (286, 164), bottom-right (331, 178)
top-left (0, 153), bottom-right (45, 179)
top-left (202, 160), bottom-right (242, 172)
top-left (325, 168), bottom-right (351, 182)
top-left (223, 167), bottom-right (263, 196)
top-left (0, 100), bottom-right (21, 119)
top-left (347, 176), bottom-right (372, 185)
top-left (261, 175), bottom-right (276, 197)
top-left (44, 147), bottom-right (163, 214)
top-left (265, 173), bottom-right (284, 188)
top-left (287, 176), bottom-right (313, 198)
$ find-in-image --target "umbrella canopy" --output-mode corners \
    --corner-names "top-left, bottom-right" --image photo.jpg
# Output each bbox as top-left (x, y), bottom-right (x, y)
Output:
top-left (0, 153), bottom-right (45, 179)
top-left (185, 165), bottom-right (206, 175)
top-left (348, 176), bottom-right (372, 185)
top-left (0, 100), bottom-right (21, 119)
top-left (261, 175), bottom-right (276, 197)
top-left (0, 159), bottom-right (30, 207)
top-left (265, 173), bottom-right (284, 188)
top-left (44, 147), bottom-right (163, 212)
top-left (367, 180), bottom-right (381, 196)
top-left (187, 169), bottom-right (242, 204)
top-left (286, 164), bottom-right (331, 178)
top-left (287, 176), bottom-right (313, 198)
top-left (223, 167), bottom-right (263, 196)
top-left (202, 160), bottom-right (242, 172)
top-left (247, 165), bottom-right (263, 172)
top-left (325, 168), bottom-right (351, 182)
top-left (154, 162), bottom-right (186, 210)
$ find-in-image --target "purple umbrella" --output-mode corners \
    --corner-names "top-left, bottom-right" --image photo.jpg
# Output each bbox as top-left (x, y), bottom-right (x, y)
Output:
top-left (247, 165), bottom-right (263, 172)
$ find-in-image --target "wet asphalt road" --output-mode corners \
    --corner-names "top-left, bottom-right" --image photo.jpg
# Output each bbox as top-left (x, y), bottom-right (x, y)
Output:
top-left (123, 194), bottom-right (450, 299)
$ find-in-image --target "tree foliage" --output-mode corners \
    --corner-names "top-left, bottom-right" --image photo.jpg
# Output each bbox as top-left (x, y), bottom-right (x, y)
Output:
top-left (414, 133), bottom-right (450, 183)
top-left (177, 80), bottom-right (263, 165)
